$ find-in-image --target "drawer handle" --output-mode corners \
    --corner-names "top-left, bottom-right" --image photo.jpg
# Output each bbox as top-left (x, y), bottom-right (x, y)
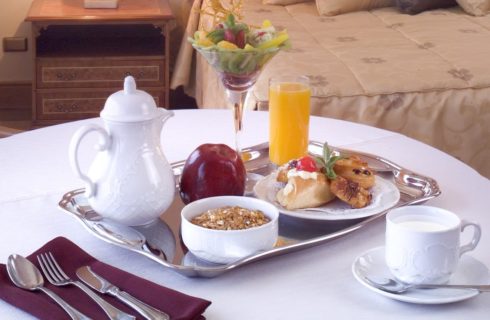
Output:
top-left (56, 72), bottom-right (77, 81)
top-left (56, 103), bottom-right (79, 113)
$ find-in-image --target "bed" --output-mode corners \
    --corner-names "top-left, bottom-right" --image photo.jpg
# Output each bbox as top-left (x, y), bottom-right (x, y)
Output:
top-left (171, 0), bottom-right (490, 178)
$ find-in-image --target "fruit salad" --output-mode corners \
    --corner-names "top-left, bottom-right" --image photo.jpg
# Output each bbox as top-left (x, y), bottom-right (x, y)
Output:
top-left (189, 14), bottom-right (290, 77)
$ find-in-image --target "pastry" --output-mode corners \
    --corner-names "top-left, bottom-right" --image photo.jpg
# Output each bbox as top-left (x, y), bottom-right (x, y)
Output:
top-left (276, 170), bottom-right (336, 210)
top-left (330, 176), bottom-right (372, 209)
top-left (333, 156), bottom-right (375, 189)
top-left (276, 163), bottom-right (293, 184)
top-left (274, 144), bottom-right (376, 210)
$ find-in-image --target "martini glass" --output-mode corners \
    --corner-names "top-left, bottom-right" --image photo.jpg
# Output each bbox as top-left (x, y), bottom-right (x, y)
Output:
top-left (193, 46), bottom-right (281, 154)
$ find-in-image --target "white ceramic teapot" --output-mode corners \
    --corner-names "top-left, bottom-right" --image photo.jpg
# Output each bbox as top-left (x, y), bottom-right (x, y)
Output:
top-left (69, 76), bottom-right (175, 226)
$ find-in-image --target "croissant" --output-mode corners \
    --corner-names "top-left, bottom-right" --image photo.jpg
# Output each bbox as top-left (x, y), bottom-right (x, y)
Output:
top-left (276, 173), bottom-right (336, 210)
top-left (276, 165), bottom-right (290, 183)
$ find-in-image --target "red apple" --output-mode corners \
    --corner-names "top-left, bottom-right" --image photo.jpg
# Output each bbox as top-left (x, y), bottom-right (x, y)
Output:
top-left (179, 144), bottom-right (247, 204)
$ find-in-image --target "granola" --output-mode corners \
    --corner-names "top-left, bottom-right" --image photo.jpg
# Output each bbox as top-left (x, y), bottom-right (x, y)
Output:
top-left (191, 206), bottom-right (270, 230)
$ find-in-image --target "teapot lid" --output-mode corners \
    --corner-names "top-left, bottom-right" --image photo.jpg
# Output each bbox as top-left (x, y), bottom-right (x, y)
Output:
top-left (100, 76), bottom-right (165, 122)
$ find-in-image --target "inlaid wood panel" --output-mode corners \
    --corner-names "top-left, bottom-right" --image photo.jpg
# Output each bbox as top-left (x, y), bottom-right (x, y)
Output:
top-left (36, 88), bottom-right (164, 120)
top-left (37, 58), bottom-right (165, 88)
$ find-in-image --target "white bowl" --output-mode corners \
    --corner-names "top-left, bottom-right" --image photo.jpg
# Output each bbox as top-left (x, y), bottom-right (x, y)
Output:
top-left (181, 196), bottom-right (279, 264)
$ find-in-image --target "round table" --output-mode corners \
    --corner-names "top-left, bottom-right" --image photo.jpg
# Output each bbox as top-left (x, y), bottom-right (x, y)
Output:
top-left (1, 110), bottom-right (489, 319)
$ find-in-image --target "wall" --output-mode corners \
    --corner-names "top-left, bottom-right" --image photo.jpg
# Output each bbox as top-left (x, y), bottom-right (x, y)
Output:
top-left (0, 0), bottom-right (33, 82)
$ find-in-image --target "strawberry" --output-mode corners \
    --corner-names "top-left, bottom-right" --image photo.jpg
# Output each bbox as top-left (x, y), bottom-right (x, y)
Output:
top-left (235, 30), bottom-right (246, 49)
top-left (224, 29), bottom-right (235, 43)
top-left (296, 156), bottom-right (317, 172)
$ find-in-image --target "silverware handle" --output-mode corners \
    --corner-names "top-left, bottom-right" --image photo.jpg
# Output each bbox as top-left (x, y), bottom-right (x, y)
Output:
top-left (110, 287), bottom-right (170, 320)
top-left (39, 286), bottom-right (92, 320)
top-left (73, 281), bottom-right (136, 320)
top-left (417, 284), bottom-right (490, 292)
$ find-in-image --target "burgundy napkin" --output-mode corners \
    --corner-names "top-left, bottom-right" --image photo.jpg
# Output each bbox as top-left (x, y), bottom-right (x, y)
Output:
top-left (0, 237), bottom-right (210, 320)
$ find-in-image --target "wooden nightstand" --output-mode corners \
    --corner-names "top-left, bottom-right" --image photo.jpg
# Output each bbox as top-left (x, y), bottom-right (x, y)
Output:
top-left (25, 0), bottom-right (174, 127)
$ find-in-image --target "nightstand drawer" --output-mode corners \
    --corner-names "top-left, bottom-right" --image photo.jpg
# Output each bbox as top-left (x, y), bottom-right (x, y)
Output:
top-left (37, 58), bottom-right (165, 88)
top-left (36, 88), bottom-right (165, 120)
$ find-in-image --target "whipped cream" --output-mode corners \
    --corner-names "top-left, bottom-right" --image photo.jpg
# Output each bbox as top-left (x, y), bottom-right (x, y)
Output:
top-left (286, 168), bottom-right (318, 180)
top-left (282, 169), bottom-right (319, 196)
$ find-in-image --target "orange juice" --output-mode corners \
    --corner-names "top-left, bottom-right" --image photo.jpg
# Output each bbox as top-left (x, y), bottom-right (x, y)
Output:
top-left (269, 79), bottom-right (310, 165)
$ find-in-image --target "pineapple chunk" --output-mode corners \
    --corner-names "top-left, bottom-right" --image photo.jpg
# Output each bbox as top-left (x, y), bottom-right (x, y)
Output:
top-left (197, 38), bottom-right (214, 47)
top-left (244, 44), bottom-right (255, 51)
top-left (262, 20), bottom-right (272, 28)
top-left (217, 40), bottom-right (239, 50)
top-left (194, 31), bottom-right (214, 47)
top-left (257, 32), bottom-right (289, 49)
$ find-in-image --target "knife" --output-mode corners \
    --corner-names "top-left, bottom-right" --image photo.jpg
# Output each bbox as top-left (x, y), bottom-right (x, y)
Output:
top-left (76, 266), bottom-right (170, 320)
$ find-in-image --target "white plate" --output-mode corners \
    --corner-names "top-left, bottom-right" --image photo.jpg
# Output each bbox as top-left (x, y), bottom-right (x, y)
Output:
top-left (352, 246), bottom-right (489, 304)
top-left (253, 174), bottom-right (400, 220)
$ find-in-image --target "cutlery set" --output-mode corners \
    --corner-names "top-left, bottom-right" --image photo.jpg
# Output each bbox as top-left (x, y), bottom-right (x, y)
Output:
top-left (6, 252), bottom-right (170, 320)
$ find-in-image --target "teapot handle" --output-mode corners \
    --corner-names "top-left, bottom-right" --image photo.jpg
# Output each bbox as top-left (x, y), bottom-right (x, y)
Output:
top-left (69, 124), bottom-right (111, 198)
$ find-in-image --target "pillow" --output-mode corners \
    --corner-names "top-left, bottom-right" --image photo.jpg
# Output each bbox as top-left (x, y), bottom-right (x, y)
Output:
top-left (395, 0), bottom-right (457, 14)
top-left (316, 0), bottom-right (393, 16)
top-left (263, 0), bottom-right (312, 5)
top-left (456, 0), bottom-right (490, 16)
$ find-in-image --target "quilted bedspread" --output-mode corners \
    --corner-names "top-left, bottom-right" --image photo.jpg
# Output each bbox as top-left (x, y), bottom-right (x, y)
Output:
top-left (171, 0), bottom-right (490, 178)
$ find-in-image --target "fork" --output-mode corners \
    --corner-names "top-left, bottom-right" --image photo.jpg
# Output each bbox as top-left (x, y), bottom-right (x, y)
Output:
top-left (37, 252), bottom-right (136, 320)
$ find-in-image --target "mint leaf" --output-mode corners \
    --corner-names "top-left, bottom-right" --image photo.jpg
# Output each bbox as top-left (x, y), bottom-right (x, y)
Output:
top-left (317, 142), bottom-right (342, 180)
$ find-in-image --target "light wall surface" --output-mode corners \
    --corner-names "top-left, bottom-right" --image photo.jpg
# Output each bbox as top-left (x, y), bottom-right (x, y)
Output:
top-left (0, 0), bottom-right (33, 82)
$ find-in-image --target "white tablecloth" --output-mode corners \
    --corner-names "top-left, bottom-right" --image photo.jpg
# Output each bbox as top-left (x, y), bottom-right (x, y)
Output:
top-left (1, 110), bottom-right (489, 319)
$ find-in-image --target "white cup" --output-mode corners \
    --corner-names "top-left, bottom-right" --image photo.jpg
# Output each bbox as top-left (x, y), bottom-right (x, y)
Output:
top-left (385, 205), bottom-right (481, 284)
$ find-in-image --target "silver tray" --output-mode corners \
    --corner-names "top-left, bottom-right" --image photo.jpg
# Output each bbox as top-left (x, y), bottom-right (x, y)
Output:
top-left (58, 141), bottom-right (441, 277)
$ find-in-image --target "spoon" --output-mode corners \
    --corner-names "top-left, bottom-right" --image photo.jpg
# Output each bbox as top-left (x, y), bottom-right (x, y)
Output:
top-left (7, 254), bottom-right (92, 320)
top-left (364, 275), bottom-right (490, 294)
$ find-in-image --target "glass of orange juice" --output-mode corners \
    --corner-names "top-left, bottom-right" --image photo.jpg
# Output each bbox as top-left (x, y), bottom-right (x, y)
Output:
top-left (269, 76), bottom-right (311, 165)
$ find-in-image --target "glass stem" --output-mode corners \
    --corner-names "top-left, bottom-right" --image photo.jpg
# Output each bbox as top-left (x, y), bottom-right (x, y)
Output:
top-left (225, 88), bottom-right (251, 154)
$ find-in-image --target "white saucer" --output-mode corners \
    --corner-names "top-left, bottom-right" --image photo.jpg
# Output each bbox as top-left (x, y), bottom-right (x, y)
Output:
top-left (352, 246), bottom-right (489, 304)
